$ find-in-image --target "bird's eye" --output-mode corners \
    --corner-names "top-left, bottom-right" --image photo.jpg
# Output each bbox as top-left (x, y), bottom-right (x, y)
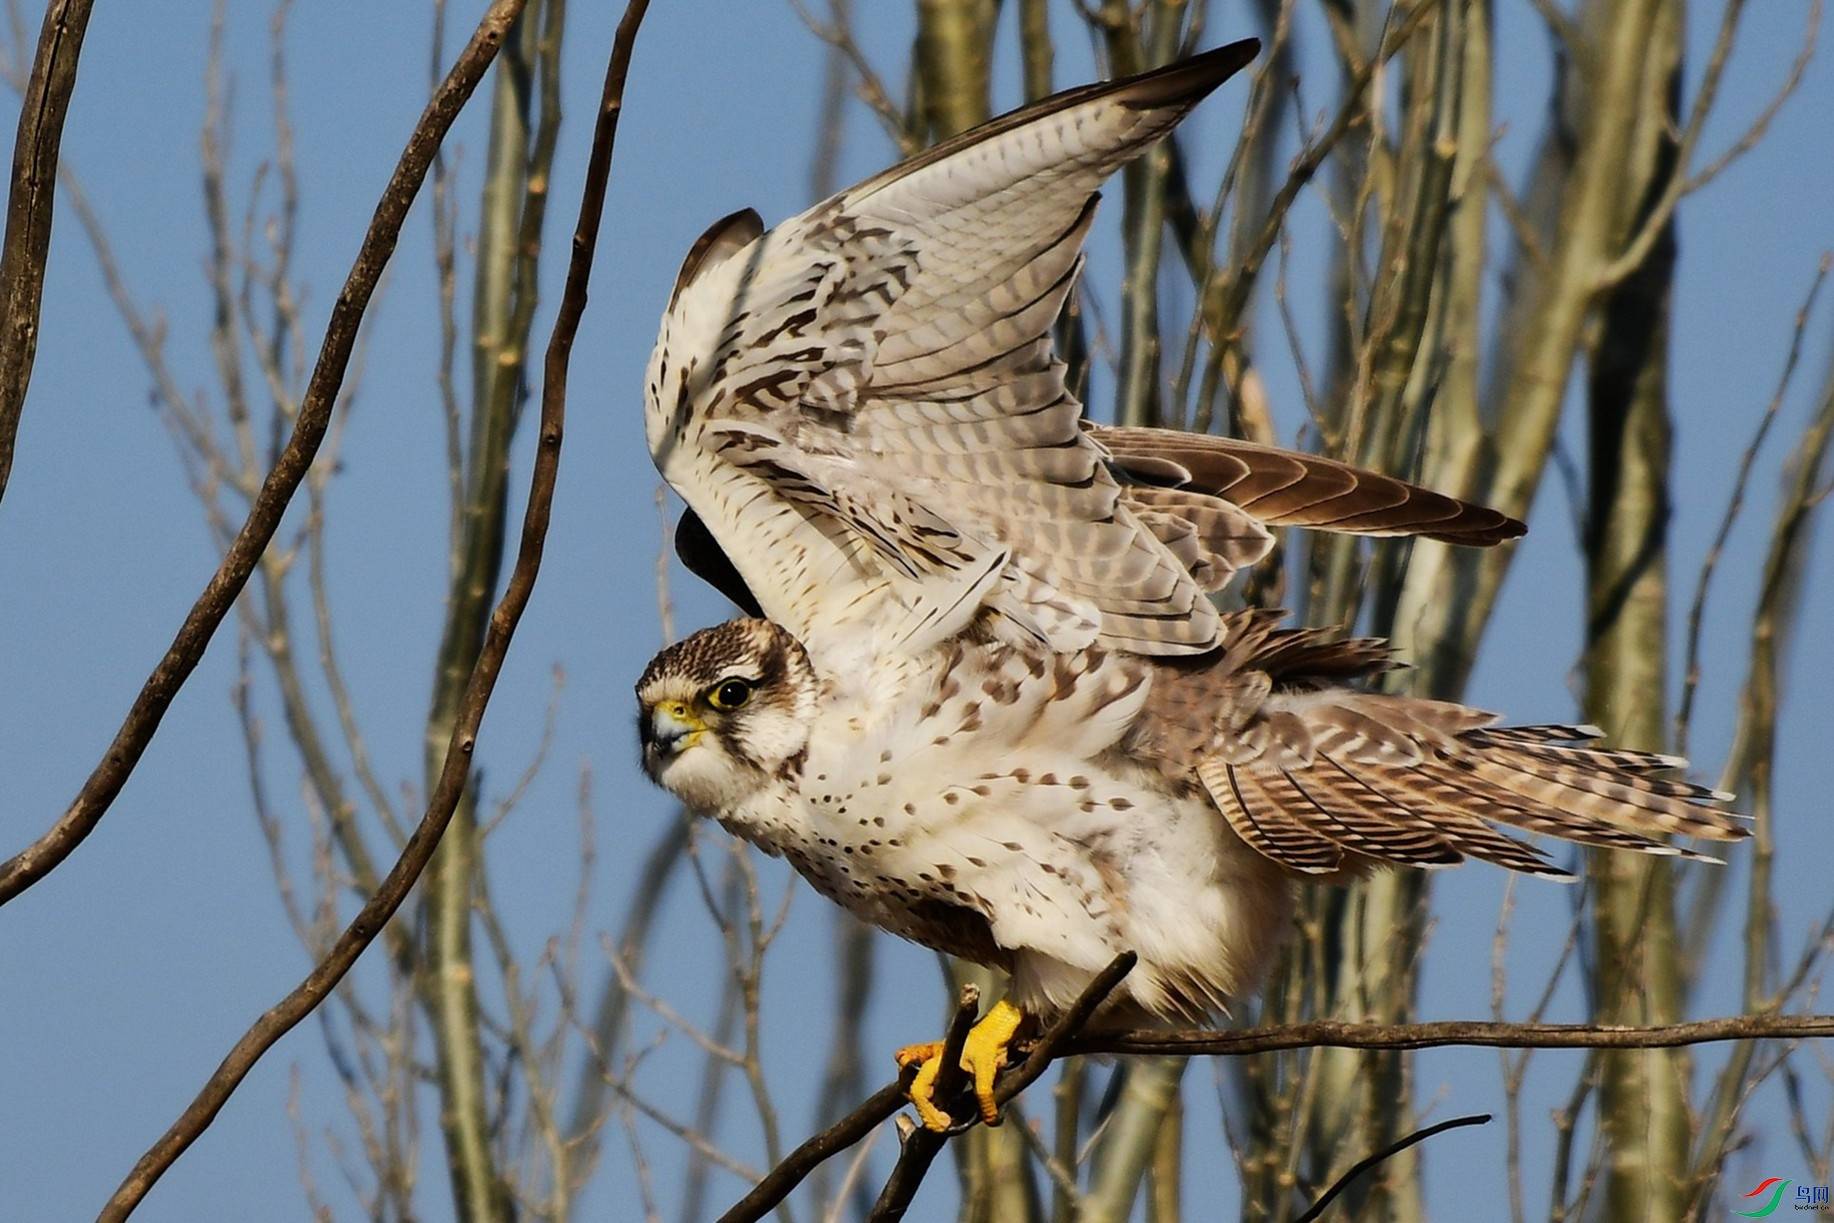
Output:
top-left (708, 678), bottom-right (754, 710)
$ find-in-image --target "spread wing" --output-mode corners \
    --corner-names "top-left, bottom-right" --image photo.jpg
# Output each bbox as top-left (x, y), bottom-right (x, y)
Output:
top-left (1131, 612), bottom-right (1747, 878)
top-left (646, 43), bottom-right (1263, 665)
top-left (644, 41), bottom-right (1525, 666)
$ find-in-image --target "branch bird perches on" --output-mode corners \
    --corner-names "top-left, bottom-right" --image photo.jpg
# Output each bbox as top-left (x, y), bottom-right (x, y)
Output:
top-left (717, 951), bottom-right (1834, 1223)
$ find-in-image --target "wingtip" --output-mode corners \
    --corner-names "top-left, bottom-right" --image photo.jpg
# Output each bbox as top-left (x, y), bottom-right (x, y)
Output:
top-left (1118, 39), bottom-right (1262, 110)
top-left (1431, 511), bottom-right (1527, 547)
top-left (1201, 36), bottom-right (1263, 69)
top-left (668, 206), bottom-right (765, 313)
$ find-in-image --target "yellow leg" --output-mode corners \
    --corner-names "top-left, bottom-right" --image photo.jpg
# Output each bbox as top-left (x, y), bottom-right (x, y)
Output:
top-left (894, 999), bottom-right (1027, 1131)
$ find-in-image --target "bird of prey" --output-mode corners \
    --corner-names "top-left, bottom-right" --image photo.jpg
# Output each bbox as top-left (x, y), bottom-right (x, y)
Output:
top-left (634, 39), bottom-right (1744, 1131)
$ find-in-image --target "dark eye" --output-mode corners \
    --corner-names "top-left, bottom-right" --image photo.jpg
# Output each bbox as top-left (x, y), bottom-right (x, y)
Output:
top-left (708, 678), bottom-right (754, 710)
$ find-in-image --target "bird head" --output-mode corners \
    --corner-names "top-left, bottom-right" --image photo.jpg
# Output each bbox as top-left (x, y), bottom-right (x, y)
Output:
top-left (635, 619), bottom-right (817, 812)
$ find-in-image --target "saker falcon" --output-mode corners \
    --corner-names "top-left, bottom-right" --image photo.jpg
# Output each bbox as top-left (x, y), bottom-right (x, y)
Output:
top-left (634, 39), bottom-right (1745, 1131)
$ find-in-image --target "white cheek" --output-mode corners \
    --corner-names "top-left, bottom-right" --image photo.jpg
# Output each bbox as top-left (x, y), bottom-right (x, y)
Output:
top-left (736, 710), bottom-right (805, 767)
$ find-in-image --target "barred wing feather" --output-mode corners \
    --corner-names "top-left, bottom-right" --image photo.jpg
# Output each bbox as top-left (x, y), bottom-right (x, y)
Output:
top-left (646, 43), bottom-right (1264, 662)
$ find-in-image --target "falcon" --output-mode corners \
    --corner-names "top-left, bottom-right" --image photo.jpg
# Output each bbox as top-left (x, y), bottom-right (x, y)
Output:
top-left (634, 40), bottom-right (1744, 1131)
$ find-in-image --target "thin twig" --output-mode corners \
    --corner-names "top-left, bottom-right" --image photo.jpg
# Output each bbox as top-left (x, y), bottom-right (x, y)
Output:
top-left (1675, 252), bottom-right (1831, 756)
top-left (0, 0), bottom-right (534, 906)
top-left (1291, 1113), bottom-right (1491, 1223)
top-left (1203, 0), bottom-right (1440, 350)
top-left (821, 1124), bottom-right (885, 1223)
top-left (562, 814), bottom-right (692, 1182)
top-left (1681, 0), bottom-right (1820, 196)
top-left (787, 0), bottom-right (918, 156)
top-left (1688, 317), bottom-right (1834, 1203)
top-left (1595, 0), bottom-right (1760, 288)
top-left (93, 3), bottom-right (651, 1214)
top-left (551, 959), bottom-right (763, 1189)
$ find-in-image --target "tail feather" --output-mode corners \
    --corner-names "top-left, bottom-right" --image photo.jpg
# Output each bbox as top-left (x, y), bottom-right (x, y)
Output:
top-left (1422, 761), bottom-right (1714, 861)
top-left (1469, 734), bottom-right (1689, 777)
top-left (1460, 749), bottom-right (1744, 842)
top-left (1471, 724), bottom-right (1605, 745)
top-left (1247, 623), bottom-right (1399, 683)
top-left (1201, 762), bottom-right (1344, 874)
top-left (1283, 768), bottom-right (1463, 867)
top-left (1320, 759), bottom-right (1567, 878)
top-left (1141, 616), bottom-right (1748, 882)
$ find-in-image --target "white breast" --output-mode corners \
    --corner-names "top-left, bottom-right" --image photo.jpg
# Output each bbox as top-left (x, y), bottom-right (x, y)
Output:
top-left (721, 640), bottom-right (1292, 1018)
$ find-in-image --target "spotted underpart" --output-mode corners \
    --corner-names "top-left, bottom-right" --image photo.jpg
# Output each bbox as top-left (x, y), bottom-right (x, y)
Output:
top-left (640, 610), bottom-right (1747, 1021)
top-left (686, 621), bottom-right (1294, 1020)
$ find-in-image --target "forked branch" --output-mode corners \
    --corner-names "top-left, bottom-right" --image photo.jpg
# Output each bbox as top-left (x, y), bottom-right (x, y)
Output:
top-left (722, 952), bottom-right (1139, 1223)
top-left (865, 982), bottom-right (984, 1221)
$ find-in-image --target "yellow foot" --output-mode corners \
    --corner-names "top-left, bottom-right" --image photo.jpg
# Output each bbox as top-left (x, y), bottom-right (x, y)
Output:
top-left (894, 999), bottom-right (1026, 1131)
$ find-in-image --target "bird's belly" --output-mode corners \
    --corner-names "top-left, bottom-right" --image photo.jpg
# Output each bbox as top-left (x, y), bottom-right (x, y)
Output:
top-left (720, 640), bottom-right (1293, 1015)
top-left (774, 747), bottom-right (1202, 953)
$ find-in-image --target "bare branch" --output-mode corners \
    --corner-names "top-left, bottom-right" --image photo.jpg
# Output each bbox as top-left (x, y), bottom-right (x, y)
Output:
top-left (723, 981), bottom-right (1833, 1223)
top-left (1676, 252), bottom-right (1831, 756)
top-left (1292, 1113), bottom-right (1491, 1223)
top-left (722, 952), bottom-right (1139, 1223)
top-left (560, 812), bottom-right (691, 1190)
top-left (1202, 0), bottom-right (1439, 353)
top-left (0, 0), bottom-right (534, 905)
top-left (1689, 294), bottom-right (1834, 1199)
top-left (1595, 0), bottom-right (1820, 289)
top-left (1523, 0), bottom-right (1579, 50)
top-left (787, 0), bottom-right (919, 157)
top-left (1068, 1013), bottom-right (1834, 1057)
top-left (422, 9), bottom-right (571, 1202)
top-left (93, 2), bottom-right (652, 1213)
top-left (0, 0), bottom-right (96, 503)
top-left (865, 983), bottom-right (983, 1220)
top-left (1682, 0), bottom-right (1820, 195)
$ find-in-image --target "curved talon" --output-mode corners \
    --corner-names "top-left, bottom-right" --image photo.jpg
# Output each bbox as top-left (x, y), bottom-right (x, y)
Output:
top-left (895, 1000), bottom-right (1027, 1131)
top-left (894, 1040), bottom-right (953, 1130)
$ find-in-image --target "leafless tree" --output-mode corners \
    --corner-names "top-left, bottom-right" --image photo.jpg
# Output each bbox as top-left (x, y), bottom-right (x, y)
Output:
top-left (1, 1), bottom-right (1829, 1220)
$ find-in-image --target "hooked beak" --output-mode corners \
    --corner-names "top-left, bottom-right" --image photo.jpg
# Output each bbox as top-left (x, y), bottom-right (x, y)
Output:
top-left (646, 700), bottom-right (704, 758)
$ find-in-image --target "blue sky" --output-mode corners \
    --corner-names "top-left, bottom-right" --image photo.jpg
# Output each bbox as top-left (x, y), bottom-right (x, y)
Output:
top-left (1, 1), bottom-right (1830, 1219)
